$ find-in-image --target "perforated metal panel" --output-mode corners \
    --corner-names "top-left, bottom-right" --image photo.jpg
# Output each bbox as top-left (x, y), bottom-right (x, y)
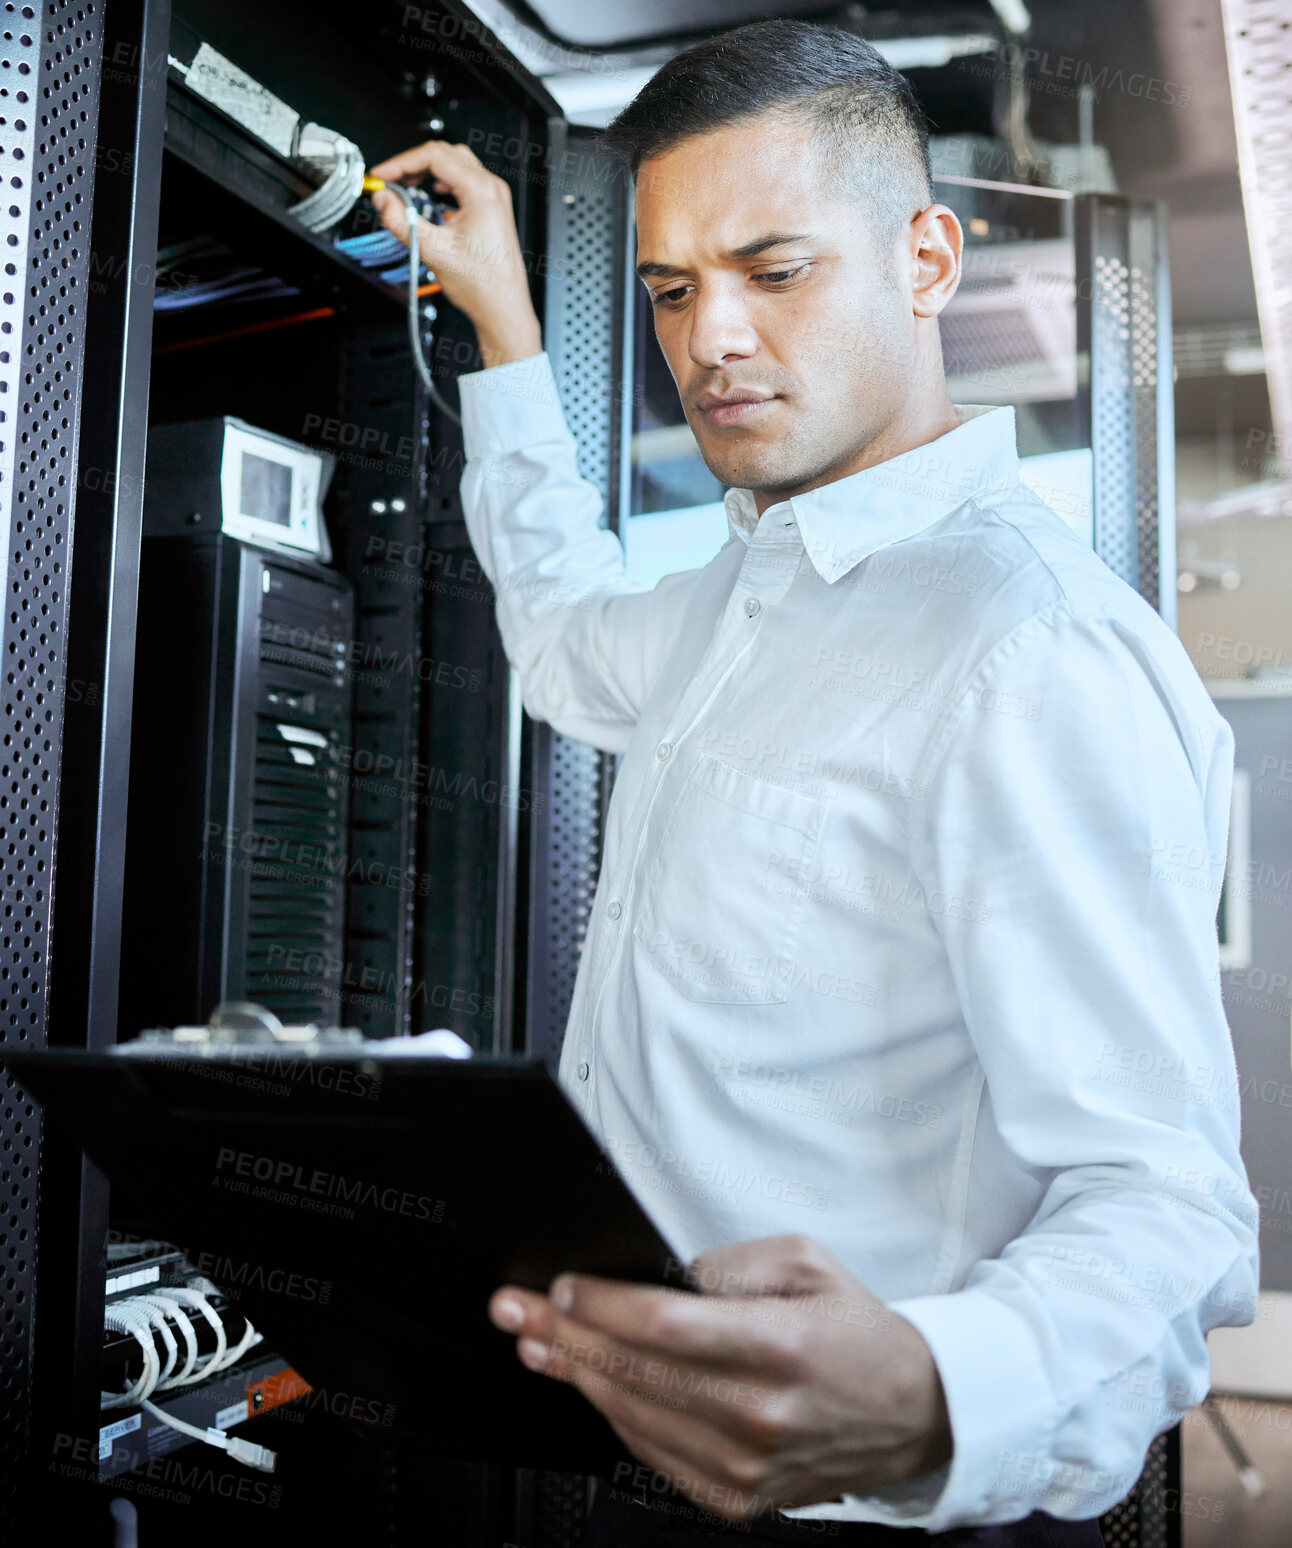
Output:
top-left (1079, 195), bottom-right (1172, 618)
top-left (526, 124), bottom-right (632, 1067)
top-left (1129, 208), bottom-right (1166, 617)
top-left (1100, 1429), bottom-right (1178, 1548)
top-left (551, 192), bottom-right (617, 496)
top-left (0, 0), bottom-right (102, 1519)
top-left (532, 731), bottom-right (604, 1039)
top-left (1089, 248), bottom-right (1137, 585)
top-left (533, 1468), bottom-right (595, 1548)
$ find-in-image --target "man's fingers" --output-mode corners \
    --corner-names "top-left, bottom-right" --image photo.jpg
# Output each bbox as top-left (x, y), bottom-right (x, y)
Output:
top-left (568, 1354), bottom-right (788, 1489)
top-left (370, 188), bottom-right (411, 244)
top-left (370, 186), bottom-right (462, 272)
top-left (690, 1234), bottom-right (852, 1300)
top-left (368, 139), bottom-right (484, 197)
top-left (548, 1273), bottom-right (812, 1371)
top-left (524, 1308), bottom-right (810, 1437)
top-left (488, 1284), bottom-right (553, 1337)
top-left (367, 139), bottom-right (451, 182)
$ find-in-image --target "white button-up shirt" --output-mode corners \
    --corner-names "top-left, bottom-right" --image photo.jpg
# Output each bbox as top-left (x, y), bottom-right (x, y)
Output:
top-left (457, 350), bottom-right (1259, 1531)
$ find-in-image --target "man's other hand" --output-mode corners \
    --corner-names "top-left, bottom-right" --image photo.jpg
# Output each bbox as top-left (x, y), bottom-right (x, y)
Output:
top-left (487, 1233), bottom-right (952, 1520)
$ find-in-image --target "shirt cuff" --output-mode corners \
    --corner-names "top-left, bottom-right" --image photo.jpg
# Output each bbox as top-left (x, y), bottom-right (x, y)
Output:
top-left (457, 349), bottom-right (571, 457)
top-left (869, 1287), bottom-right (1059, 1530)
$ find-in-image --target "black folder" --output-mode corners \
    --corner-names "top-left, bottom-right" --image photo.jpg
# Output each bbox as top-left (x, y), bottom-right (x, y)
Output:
top-left (3, 1044), bottom-right (684, 1473)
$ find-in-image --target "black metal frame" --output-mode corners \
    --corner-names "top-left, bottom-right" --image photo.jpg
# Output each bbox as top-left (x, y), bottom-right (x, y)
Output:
top-left (7, 0), bottom-right (168, 1534)
top-left (6, 0), bottom-right (555, 1536)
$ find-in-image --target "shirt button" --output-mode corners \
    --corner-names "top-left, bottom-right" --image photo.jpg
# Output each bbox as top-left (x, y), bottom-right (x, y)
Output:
top-left (577, 1062), bottom-right (590, 1081)
top-left (744, 597), bottom-right (761, 617)
top-left (607, 900), bottom-right (623, 920)
top-left (656, 740), bottom-right (672, 761)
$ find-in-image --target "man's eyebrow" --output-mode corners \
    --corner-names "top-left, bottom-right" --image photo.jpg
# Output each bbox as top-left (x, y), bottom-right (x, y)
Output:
top-left (635, 232), bottom-right (817, 280)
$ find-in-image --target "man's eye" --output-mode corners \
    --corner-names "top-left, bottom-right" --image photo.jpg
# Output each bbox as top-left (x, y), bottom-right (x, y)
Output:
top-left (649, 264), bottom-right (809, 306)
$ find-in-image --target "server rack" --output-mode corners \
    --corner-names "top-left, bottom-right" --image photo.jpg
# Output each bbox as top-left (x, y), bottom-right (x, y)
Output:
top-left (5, 0), bottom-right (568, 1537)
top-left (0, 4), bottom-right (1180, 1546)
top-left (119, 536), bottom-right (355, 1032)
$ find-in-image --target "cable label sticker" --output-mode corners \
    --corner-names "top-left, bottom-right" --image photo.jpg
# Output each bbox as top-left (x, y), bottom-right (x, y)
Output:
top-left (214, 1401), bottom-right (249, 1432)
top-left (98, 1413), bottom-right (142, 1462)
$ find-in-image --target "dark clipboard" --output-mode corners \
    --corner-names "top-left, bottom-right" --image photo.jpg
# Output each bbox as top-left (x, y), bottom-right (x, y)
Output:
top-left (2, 1045), bottom-right (684, 1474)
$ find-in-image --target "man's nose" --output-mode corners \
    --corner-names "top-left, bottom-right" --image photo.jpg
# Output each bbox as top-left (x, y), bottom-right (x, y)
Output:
top-left (686, 291), bottom-right (760, 370)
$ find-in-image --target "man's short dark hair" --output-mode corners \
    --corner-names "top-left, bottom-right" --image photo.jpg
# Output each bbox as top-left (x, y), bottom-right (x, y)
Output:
top-left (601, 18), bottom-right (934, 250)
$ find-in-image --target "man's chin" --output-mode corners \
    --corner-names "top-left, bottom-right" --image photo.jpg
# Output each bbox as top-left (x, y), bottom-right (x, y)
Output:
top-left (695, 446), bottom-right (793, 495)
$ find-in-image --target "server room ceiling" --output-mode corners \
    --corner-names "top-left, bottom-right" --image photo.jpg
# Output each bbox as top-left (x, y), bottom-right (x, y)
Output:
top-left (473, 0), bottom-right (1254, 336)
top-left (474, 0), bottom-right (1015, 62)
top-left (515, 0), bottom-right (829, 48)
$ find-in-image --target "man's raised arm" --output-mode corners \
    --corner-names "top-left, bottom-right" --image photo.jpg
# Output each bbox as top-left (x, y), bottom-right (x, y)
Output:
top-left (372, 139), bottom-right (688, 754)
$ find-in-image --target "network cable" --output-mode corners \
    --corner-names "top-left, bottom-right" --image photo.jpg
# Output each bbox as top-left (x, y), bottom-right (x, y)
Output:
top-left (101, 1285), bottom-right (275, 1472)
top-left (363, 175), bottom-right (462, 426)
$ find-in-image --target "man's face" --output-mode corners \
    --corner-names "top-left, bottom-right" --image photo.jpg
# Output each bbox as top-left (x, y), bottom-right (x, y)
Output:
top-left (634, 115), bottom-right (930, 505)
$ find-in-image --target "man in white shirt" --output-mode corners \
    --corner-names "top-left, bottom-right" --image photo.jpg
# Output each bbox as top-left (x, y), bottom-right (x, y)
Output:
top-left (371, 18), bottom-right (1258, 1546)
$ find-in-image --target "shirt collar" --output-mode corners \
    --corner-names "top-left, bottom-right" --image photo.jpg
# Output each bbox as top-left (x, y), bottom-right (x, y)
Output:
top-left (722, 403), bottom-right (1020, 585)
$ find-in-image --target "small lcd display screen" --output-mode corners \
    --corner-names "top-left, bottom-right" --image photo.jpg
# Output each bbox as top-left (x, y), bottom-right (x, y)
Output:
top-left (239, 450), bottom-right (292, 527)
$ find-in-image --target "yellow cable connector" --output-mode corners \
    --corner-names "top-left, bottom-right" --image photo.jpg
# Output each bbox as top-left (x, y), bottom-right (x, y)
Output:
top-left (362, 173), bottom-right (387, 193)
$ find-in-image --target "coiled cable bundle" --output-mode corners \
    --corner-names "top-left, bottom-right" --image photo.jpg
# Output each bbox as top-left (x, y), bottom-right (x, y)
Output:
top-left (101, 1285), bottom-right (275, 1472)
top-left (289, 123), bottom-right (367, 234)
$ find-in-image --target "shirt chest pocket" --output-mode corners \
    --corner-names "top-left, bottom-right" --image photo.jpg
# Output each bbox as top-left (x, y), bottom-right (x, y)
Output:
top-left (632, 754), bottom-right (827, 1005)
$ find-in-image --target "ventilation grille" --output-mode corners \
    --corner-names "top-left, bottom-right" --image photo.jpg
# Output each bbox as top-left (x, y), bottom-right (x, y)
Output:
top-left (0, 0), bottom-right (101, 1516)
top-left (259, 619), bottom-right (347, 683)
top-left (1129, 219), bottom-right (1162, 611)
top-left (1087, 202), bottom-right (1166, 615)
top-left (1099, 1429), bottom-right (1174, 1548)
top-left (244, 717), bottom-right (345, 1023)
top-left (1091, 245), bottom-right (1137, 589)
top-left (528, 142), bottom-right (623, 1061)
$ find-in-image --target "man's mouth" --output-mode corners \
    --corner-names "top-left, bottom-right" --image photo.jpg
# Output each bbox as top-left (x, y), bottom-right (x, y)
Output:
top-left (695, 390), bottom-right (778, 428)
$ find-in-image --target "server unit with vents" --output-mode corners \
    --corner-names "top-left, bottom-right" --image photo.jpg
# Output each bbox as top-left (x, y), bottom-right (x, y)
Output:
top-left (119, 534), bottom-right (353, 1034)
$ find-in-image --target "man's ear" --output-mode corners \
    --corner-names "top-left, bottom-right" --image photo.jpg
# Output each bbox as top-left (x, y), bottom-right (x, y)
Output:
top-left (909, 204), bottom-right (963, 320)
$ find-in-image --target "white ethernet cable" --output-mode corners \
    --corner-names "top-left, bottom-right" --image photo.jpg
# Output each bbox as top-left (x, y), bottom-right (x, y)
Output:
top-left (137, 1399), bottom-right (276, 1474)
top-left (385, 181), bottom-right (463, 427)
top-left (128, 1292), bottom-right (198, 1386)
top-left (100, 1285), bottom-right (275, 1472)
top-left (101, 1301), bottom-right (161, 1412)
top-left (154, 1285), bottom-right (228, 1385)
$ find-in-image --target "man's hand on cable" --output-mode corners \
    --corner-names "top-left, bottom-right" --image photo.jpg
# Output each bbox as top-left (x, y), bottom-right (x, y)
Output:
top-left (488, 1233), bottom-right (952, 1521)
top-left (368, 139), bottom-right (542, 369)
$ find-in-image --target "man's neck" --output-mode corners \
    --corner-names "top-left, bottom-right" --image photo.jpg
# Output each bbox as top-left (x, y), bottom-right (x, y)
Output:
top-left (752, 389), bottom-right (963, 520)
